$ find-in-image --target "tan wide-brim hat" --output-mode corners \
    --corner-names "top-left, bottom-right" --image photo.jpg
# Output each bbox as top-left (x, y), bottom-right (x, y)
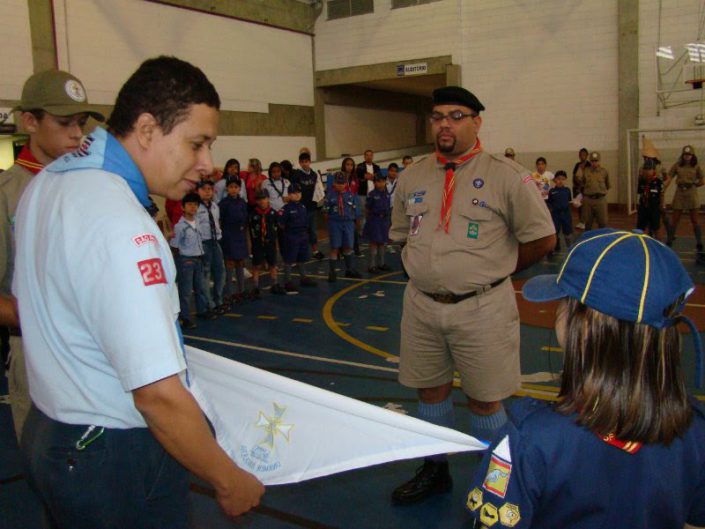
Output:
top-left (13, 69), bottom-right (104, 121)
top-left (641, 136), bottom-right (661, 159)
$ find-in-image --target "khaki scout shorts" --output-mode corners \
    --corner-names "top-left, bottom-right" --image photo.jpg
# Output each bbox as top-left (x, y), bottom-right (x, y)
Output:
top-left (399, 279), bottom-right (520, 402)
top-left (672, 188), bottom-right (699, 211)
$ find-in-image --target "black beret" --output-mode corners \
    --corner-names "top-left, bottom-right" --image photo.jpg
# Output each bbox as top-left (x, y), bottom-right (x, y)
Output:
top-left (432, 86), bottom-right (485, 113)
top-left (333, 171), bottom-right (347, 184)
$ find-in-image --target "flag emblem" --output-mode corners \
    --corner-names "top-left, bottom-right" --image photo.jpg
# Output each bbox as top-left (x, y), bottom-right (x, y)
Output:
top-left (483, 455), bottom-right (511, 498)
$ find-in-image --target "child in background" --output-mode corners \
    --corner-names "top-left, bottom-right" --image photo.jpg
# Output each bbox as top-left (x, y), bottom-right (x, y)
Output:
top-left (636, 158), bottom-right (664, 240)
top-left (364, 173), bottom-right (391, 273)
top-left (386, 163), bottom-right (399, 210)
top-left (248, 188), bottom-right (285, 298)
top-left (466, 228), bottom-right (705, 529)
top-left (279, 183), bottom-right (317, 292)
top-left (196, 180), bottom-right (226, 314)
top-left (547, 170), bottom-right (573, 251)
top-left (170, 193), bottom-right (211, 329)
top-left (532, 156), bottom-right (554, 202)
top-left (324, 172), bottom-right (361, 282)
top-left (219, 177), bottom-right (249, 304)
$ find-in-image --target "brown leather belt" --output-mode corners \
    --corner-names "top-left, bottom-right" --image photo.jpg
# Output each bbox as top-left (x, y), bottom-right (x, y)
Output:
top-left (586, 193), bottom-right (605, 199)
top-left (678, 184), bottom-right (694, 190)
top-left (420, 277), bottom-right (507, 304)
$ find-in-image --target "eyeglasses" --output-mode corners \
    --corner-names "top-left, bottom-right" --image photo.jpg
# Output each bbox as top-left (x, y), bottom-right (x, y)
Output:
top-left (429, 110), bottom-right (476, 123)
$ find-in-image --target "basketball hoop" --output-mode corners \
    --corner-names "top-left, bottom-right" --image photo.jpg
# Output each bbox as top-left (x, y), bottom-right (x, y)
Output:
top-left (686, 78), bottom-right (705, 89)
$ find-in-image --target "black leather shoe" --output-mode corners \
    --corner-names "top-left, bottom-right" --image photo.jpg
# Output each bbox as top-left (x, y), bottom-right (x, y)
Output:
top-left (391, 459), bottom-right (452, 505)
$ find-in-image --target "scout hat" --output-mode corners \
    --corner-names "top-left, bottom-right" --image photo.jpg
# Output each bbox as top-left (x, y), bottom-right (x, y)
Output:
top-left (504, 147), bottom-right (516, 156)
top-left (432, 86), bottom-right (485, 114)
top-left (523, 229), bottom-right (693, 329)
top-left (683, 145), bottom-right (695, 155)
top-left (15, 70), bottom-right (104, 121)
top-left (288, 182), bottom-right (302, 194)
top-left (641, 136), bottom-right (660, 159)
top-left (333, 171), bottom-right (347, 185)
top-left (590, 151), bottom-right (601, 161)
top-left (374, 172), bottom-right (387, 182)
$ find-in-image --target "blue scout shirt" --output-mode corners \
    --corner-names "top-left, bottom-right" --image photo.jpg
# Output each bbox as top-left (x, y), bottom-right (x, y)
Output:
top-left (547, 186), bottom-right (571, 211)
top-left (170, 217), bottom-right (204, 257)
top-left (366, 188), bottom-right (391, 218)
top-left (13, 126), bottom-right (186, 428)
top-left (249, 207), bottom-right (279, 245)
top-left (324, 188), bottom-right (358, 221)
top-left (280, 201), bottom-right (309, 235)
top-left (466, 398), bottom-right (705, 529)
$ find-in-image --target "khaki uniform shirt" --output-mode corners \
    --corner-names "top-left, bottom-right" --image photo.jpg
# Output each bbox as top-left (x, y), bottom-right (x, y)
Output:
top-left (390, 151), bottom-right (555, 293)
top-left (0, 163), bottom-right (35, 294)
top-left (668, 163), bottom-right (704, 186)
top-left (582, 166), bottom-right (610, 196)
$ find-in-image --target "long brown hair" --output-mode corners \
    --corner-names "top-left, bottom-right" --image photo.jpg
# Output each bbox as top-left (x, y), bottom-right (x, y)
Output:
top-left (556, 298), bottom-right (692, 444)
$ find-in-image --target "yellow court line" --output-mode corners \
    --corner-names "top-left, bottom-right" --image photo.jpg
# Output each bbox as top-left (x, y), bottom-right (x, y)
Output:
top-left (366, 326), bottom-right (389, 332)
top-left (292, 318), bottom-right (314, 323)
top-left (686, 303), bottom-right (705, 308)
top-left (541, 346), bottom-right (563, 353)
top-left (257, 315), bottom-right (278, 320)
top-left (224, 313), bottom-right (242, 318)
top-left (335, 321), bottom-right (351, 328)
top-left (322, 271), bottom-right (402, 360)
top-left (308, 273), bottom-right (408, 286)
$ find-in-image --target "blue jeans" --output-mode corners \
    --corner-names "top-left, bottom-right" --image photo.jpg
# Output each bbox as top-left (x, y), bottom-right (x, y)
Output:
top-left (177, 255), bottom-right (208, 318)
top-left (202, 240), bottom-right (225, 308)
top-left (21, 405), bottom-right (190, 529)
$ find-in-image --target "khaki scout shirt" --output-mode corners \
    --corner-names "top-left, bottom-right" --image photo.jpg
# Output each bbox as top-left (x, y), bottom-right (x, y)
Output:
top-left (581, 166), bottom-right (610, 197)
top-left (0, 163), bottom-right (35, 294)
top-left (390, 151), bottom-right (555, 293)
top-left (668, 163), bottom-right (704, 186)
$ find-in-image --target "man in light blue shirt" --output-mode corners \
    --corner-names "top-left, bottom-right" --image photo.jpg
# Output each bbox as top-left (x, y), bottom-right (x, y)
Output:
top-left (14, 56), bottom-right (263, 528)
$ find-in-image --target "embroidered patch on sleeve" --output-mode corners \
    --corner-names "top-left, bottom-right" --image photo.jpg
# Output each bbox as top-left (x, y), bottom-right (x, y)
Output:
top-left (466, 487), bottom-right (483, 512)
top-left (482, 455), bottom-right (512, 498)
top-left (499, 502), bottom-right (521, 527)
top-left (137, 258), bottom-right (167, 286)
top-left (133, 233), bottom-right (158, 247)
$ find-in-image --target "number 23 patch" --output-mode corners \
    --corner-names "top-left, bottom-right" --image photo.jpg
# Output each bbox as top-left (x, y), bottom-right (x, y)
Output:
top-left (138, 258), bottom-right (167, 286)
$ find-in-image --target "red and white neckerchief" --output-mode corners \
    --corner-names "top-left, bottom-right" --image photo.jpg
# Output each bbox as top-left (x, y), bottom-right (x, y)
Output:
top-left (597, 432), bottom-right (642, 454)
top-left (436, 139), bottom-right (483, 233)
top-left (255, 206), bottom-right (272, 241)
top-left (14, 144), bottom-right (44, 175)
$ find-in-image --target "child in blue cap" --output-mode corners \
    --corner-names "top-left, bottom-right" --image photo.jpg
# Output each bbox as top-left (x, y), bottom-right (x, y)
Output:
top-left (466, 228), bottom-right (705, 529)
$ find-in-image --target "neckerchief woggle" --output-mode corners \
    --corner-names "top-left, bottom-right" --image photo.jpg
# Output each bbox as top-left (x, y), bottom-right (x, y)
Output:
top-left (45, 127), bottom-right (190, 385)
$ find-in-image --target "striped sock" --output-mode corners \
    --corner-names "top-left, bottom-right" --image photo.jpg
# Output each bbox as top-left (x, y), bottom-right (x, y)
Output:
top-left (469, 404), bottom-right (507, 445)
top-left (418, 396), bottom-right (455, 462)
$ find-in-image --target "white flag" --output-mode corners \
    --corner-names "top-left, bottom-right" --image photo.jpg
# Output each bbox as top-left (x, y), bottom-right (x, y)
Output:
top-left (186, 346), bottom-right (487, 485)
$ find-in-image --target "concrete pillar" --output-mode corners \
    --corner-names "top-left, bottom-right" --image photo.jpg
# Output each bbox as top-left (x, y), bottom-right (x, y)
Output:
top-left (618, 0), bottom-right (639, 207)
top-left (27, 0), bottom-right (56, 72)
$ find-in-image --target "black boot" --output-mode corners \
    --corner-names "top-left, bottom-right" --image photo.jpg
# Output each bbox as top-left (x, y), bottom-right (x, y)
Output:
top-left (391, 459), bottom-right (452, 505)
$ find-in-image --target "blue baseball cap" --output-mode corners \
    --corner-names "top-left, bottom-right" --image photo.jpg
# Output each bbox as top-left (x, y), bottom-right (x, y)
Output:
top-left (523, 229), bottom-right (694, 328)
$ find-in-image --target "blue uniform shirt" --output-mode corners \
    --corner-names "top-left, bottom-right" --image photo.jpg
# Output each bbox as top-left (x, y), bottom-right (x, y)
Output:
top-left (466, 398), bottom-right (705, 529)
top-left (13, 126), bottom-right (186, 428)
top-left (324, 188), bottom-right (358, 221)
top-left (249, 207), bottom-right (279, 246)
top-left (170, 217), bottom-right (204, 257)
top-left (366, 188), bottom-right (391, 218)
top-left (547, 186), bottom-right (572, 211)
top-left (280, 201), bottom-right (309, 235)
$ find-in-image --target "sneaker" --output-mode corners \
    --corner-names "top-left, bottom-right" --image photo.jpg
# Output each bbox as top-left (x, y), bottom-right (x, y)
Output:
top-left (328, 271), bottom-right (337, 283)
top-left (180, 319), bottom-right (197, 330)
top-left (215, 304), bottom-right (229, 314)
top-left (196, 311), bottom-right (218, 320)
top-left (391, 460), bottom-right (452, 505)
top-left (313, 251), bottom-right (325, 260)
top-left (345, 269), bottom-right (362, 279)
top-left (284, 282), bottom-right (299, 293)
top-left (368, 266), bottom-right (379, 274)
top-left (300, 277), bottom-right (317, 287)
top-left (377, 264), bottom-right (391, 271)
top-left (575, 222), bottom-right (585, 230)
top-left (270, 284), bottom-right (286, 295)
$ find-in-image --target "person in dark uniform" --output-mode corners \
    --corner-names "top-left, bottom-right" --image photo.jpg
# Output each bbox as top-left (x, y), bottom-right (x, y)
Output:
top-left (248, 189), bottom-right (285, 298)
top-left (280, 183), bottom-right (317, 292)
top-left (355, 149), bottom-right (382, 255)
top-left (363, 173), bottom-right (391, 273)
top-left (636, 159), bottom-right (664, 240)
top-left (324, 172), bottom-right (361, 282)
top-left (218, 177), bottom-right (249, 303)
top-left (290, 151), bottom-right (324, 260)
top-left (467, 228), bottom-right (705, 529)
top-left (547, 171), bottom-right (572, 251)
top-left (665, 145), bottom-right (705, 250)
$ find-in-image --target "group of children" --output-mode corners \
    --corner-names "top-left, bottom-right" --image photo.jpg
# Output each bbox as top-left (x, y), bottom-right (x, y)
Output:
top-left (169, 155), bottom-right (401, 330)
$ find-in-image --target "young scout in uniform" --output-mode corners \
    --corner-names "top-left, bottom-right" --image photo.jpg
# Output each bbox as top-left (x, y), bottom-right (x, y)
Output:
top-left (636, 159), bottom-right (664, 240)
top-left (389, 86), bottom-right (555, 505)
top-left (290, 151), bottom-right (325, 260)
top-left (196, 179), bottom-right (227, 314)
top-left (170, 192), bottom-right (210, 329)
top-left (578, 151), bottom-right (610, 230)
top-left (249, 188), bottom-right (285, 297)
top-left (218, 177), bottom-right (249, 304)
top-left (324, 171), bottom-right (362, 282)
top-left (0, 70), bottom-right (104, 442)
top-left (665, 145), bottom-right (705, 250)
top-left (364, 173), bottom-right (392, 273)
top-left (467, 229), bottom-right (705, 529)
top-left (14, 56), bottom-right (263, 527)
top-left (547, 171), bottom-right (572, 251)
top-left (279, 183), bottom-right (317, 292)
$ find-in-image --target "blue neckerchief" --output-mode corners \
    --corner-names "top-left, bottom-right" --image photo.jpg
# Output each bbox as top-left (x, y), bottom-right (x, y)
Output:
top-left (47, 126), bottom-right (151, 208)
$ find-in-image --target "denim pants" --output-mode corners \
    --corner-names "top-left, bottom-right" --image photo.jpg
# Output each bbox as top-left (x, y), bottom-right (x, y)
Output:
top-left (306, 209), bottom-right (318, 246)
top-left (21, 405), bottom-right (190, 529)
top-left (177, 255), bottom-right (208, 318)
top-left (202, 239), bottom-right (225, 308)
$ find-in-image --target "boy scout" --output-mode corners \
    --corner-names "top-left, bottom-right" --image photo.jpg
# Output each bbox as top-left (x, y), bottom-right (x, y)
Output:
top-left (0, 70), bottom-right (104, 441)
top-left (578, 151), bottom-right (610, 230)
top-left (665, 145), bottom-right (705, 250)
top-left (389, 86), bottom-right (555, 504)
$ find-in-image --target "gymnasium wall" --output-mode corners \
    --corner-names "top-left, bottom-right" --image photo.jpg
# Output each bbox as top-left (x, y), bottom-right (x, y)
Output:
top-left (0, 0), bottom-right (34, 101)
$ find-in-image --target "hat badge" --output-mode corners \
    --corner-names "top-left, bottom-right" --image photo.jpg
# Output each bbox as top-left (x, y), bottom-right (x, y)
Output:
top-left (64, 80), bottom-right (86, 103)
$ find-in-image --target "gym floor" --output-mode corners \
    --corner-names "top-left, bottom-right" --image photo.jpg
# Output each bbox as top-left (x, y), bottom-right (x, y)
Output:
top-left (2, 212), bottom-right (704, 529)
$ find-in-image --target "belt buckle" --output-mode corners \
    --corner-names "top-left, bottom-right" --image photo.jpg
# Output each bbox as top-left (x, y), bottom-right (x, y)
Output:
top-left (434, 292), bottom-right (454, 304)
